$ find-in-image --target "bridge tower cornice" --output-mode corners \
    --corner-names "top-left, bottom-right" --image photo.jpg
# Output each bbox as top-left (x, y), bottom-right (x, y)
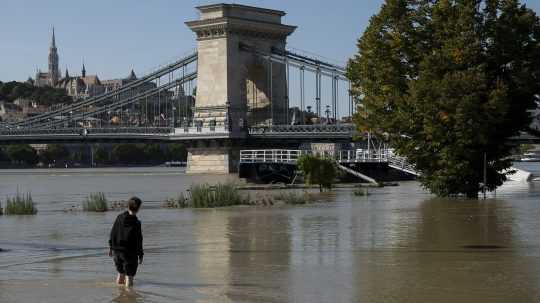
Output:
top-left (185, 18), bottom-right (296, 41)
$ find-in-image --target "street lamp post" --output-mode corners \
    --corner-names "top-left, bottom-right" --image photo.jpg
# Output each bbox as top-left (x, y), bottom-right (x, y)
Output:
top-left (325, 105), bottom-right (331, 124)
top-left (172, 106), bottom-right (176, 128)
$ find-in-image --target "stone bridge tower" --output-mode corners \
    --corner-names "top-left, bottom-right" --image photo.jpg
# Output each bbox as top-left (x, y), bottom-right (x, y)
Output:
top-left (185, 4), bottom-right (296, 174)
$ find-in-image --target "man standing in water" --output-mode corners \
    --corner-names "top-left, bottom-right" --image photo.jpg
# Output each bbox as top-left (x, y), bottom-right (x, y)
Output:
top-left (108, 197), bottom-right (144, 287)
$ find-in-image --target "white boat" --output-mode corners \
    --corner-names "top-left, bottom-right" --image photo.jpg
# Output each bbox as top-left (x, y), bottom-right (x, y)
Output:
top-left (519, 151), bottom-right (540, 162)
top-left (521, 157), bottom-right (540, 162)
top-left (504, 167), bottom-right (532, 182)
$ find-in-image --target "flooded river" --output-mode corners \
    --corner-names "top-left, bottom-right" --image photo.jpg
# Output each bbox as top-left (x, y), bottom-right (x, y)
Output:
top-left (1, 166), bottom-right (540, 302)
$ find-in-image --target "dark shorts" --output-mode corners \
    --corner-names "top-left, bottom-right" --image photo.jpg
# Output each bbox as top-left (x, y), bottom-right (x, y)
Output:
top-left (113, 251), bottom-right (138, 276)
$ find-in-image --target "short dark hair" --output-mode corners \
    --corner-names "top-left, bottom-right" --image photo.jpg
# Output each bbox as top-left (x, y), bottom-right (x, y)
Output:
top-left (127, 196), bottom-right (142, 212)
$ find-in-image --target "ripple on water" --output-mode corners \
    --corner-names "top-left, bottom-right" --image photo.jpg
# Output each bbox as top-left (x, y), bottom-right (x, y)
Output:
top-left (1, 167), bottom-right (540, 302)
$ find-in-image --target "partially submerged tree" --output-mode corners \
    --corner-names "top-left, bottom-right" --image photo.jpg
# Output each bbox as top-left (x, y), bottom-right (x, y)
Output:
top-left (347, 0), bottom-right (540, 198)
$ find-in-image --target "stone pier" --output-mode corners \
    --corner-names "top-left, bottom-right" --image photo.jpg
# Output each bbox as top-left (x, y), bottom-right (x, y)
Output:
top-left (184, 3), bottom-right (296, 174)
top-left (186, 147), bottom-right (239, 174)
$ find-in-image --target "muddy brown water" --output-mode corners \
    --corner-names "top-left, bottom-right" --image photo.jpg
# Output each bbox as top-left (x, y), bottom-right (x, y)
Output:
top-left (1, 166), bottom-right (540, 303)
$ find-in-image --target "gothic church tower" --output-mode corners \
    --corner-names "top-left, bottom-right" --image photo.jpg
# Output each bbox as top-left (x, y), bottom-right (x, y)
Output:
top-left (48, 28), bottom-right (60, 85)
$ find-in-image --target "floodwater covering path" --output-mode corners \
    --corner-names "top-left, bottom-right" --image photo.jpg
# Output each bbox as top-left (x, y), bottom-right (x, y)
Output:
top-left (1, 165), bottom-right (540, 302)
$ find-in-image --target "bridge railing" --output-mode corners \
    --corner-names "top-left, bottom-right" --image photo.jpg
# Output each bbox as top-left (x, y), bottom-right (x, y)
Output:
top-left (248, 124), bottom-right (356, 137)
top-left (240, 150), bottom-right (303, 164)
top-left (240, 149), bottom-right (390, 164)
top-left (0, 124), bottom-right (233, 138)
top-left (387, 154), bottom-right (419, 176)
top-left (0, 127), bottom-right (173, 136)
top-left (173, 125), bottom-right (229, 135)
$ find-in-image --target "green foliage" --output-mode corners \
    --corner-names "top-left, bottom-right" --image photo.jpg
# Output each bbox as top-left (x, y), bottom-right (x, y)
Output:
top-left (111, 144), bottom-right (145, 164)
top-left (0, 81), bottom-right (72, 106)
top-left (93, 145), bottom-right (109, 165)
top-left (274, 192), bottom-right (309, 204)
top-left (4, 192), bottom-right (37, 215)
top-left (0, 148), bottom-right (9, 162)
top-left (82, 192), bottom-right (108, 212)
top-left (111, 144), bottom-right (174, 165)
top-left (297, 154), bottom-right (337, 191)
top-left (143, 144), bottom-right (165, 164)
top-left (5, 145), bottom-right (38, 166)
top-left (189, 183), bottom-right (247, 208)
top-left (40, 144), bottom-right (69, 164)
top-left (166, 143), bottom-right (187, 161)
top-left (347, 0), bottom-right (540, 198)
top-left (516, 144), bottom-right (535, 154)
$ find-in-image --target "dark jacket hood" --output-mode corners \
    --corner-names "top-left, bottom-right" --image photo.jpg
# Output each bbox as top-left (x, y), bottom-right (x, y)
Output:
top-left (121, 211), bottom-right (139, 226)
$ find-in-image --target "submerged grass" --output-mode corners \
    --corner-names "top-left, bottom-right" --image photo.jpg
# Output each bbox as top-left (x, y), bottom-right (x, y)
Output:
top-left (274, 192), bottom-right (309, 205)
top-left (165, 185), bottom-right (318, 209)
top-left (83, 192), bottom-right (108, 212)
top-left (166, 183), bottom-right (248, 209)
top-left (190, 183), bottom-right (247, 208)
top-left (4, 192), bottom-right (37, 215)
top-left (353, 188), bottom-right (371, 196)
top-left (164, 193), bottom-right (189, 208)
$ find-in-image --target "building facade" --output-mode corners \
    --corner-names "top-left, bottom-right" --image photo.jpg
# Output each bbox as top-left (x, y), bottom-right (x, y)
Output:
top-left (33, 29), bottom-right (138, 101)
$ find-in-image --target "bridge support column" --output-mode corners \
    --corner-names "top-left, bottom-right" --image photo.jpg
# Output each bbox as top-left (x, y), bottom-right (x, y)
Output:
top-left (186, 146), bottom-right (239, 174)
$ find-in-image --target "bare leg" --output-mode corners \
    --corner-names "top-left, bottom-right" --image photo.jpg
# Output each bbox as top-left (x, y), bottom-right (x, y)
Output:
top-left (116, 273), bottom-right (125, 285)
top-left (125, 276), bottom-right (134, 287)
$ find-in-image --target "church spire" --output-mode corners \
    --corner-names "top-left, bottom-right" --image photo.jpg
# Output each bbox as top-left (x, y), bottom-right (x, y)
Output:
top-left (128, 69), bottom-right (137, 80)
top-left (65, 67), bottom-right (69, 79)
top-left (48, 27), bottom-right (60, 85)
top-left (51, 27), bottom-right (56, 48)
top-left (82, 61), bottom-right (86, 77)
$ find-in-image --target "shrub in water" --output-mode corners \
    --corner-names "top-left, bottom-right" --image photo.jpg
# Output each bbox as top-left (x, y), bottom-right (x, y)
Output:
top-left (189, 183), bottom-right (247, 208)
top-left (297, 154), bottom-right (337, 192)
top-left (5, 192), bottom-right (37, 215)
top-left (83, 192), bottom-right (108, 212)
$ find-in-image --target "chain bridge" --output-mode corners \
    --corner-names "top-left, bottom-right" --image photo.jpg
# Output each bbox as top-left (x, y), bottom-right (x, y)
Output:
top-left (1, 3), bottom-right (539, 174)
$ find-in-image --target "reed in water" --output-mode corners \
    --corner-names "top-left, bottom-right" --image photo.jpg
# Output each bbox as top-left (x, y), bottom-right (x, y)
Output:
top-left (82, 192), bottom-right (109, 212)
top-left (4, 192), bottom-right (37, 215)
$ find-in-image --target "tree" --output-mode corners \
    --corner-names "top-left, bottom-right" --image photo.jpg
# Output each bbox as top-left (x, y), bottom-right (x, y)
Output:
top-left (143, 144), bottom-right (165, 164)
top-left (0, 148), bottom-right (9, 163)
top-left (166, 143), bottom-right (187, 161)
top-left (297, 154), bottom-right (337, 192)
top-left (93, 146), bottom-right (109, 165)
top-left (5, 145), bottom-right (38, 166)
top-left (347, 0), bottom-right (540, 198)
top-left (0, 81), bottom-right (72, 105)
top-left (40, 144), bottom-right (69, 164)
top-left (111, 144), bottom-right (145, 164)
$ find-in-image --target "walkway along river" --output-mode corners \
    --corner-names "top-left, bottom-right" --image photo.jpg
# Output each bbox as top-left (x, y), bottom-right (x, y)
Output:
top-left (1, 165), bottom-right (540, 302)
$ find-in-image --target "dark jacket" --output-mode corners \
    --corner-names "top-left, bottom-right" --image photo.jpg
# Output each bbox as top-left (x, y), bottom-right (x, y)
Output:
top-left (109, 211), bottom-right (143, 256)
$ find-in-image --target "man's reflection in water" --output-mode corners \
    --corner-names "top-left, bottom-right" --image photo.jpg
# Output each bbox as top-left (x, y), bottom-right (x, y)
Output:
top-left (111, 287), bottom-right (143, 303)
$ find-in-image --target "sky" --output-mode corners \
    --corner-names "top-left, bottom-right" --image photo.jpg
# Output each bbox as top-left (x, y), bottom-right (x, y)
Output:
top-left (0, 0), bottom-right (539, 82)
